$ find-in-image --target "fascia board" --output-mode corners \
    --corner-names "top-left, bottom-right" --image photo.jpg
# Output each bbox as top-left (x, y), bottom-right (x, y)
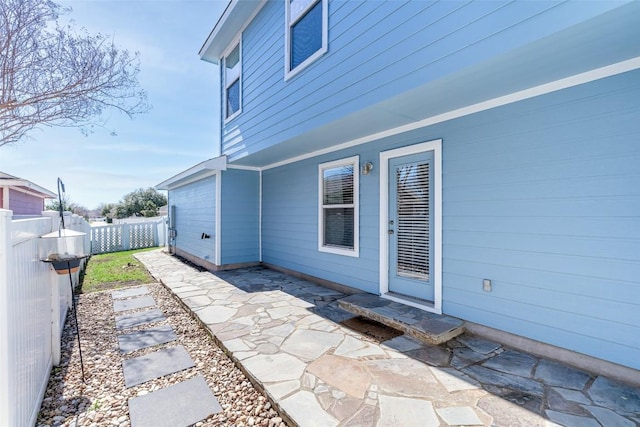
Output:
top-left (199, 0), bottom-right (265, 64)
top-left (156, 156), bottom-right (227, 190)
top-left (0, 179), bottom-right (56, 198)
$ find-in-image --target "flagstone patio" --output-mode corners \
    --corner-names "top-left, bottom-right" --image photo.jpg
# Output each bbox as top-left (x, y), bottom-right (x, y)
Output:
top-left (135, 250), bottom-right (640, 427)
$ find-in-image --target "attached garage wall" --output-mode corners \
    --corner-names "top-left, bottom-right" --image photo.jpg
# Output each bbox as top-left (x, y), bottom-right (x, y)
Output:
top-left (220, 168), bottom-right (260, 266)
top-left (169, 174), bottom-right (217, 264)
top-left (261, 69), bottom-right (640, 370)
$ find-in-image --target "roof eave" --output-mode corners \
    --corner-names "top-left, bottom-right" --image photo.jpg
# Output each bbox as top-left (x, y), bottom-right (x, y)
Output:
top-left (0, 179), bottom-right (57, 198)
top-left (156, 156), bottom-right (227, 190)
top-left (199, 0), bottom-right (265, 64)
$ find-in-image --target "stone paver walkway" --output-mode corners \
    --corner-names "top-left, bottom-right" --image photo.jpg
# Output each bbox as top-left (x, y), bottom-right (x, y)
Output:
top-left (136, 250), bottom-right (640, 427)
top-left (111, 285), bottom-right (221, 426)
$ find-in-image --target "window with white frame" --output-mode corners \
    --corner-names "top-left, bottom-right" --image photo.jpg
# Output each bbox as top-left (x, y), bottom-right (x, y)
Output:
top-left (224, 41), bottom-right (241, 120)
top-left (285, 0), bottom-right (327, 79)
top-left (318, 156), bottom-right (359, 257)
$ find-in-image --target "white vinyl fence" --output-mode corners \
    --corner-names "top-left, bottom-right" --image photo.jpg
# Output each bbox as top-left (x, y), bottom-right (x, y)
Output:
top-left (0, 210), bottom-right (91, 427)
top-left (90, 217), bottom-right (166, 254)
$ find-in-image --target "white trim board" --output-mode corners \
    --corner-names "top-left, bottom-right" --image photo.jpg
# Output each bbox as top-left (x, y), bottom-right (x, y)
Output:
top-left (159, 170), bottom-right (218, 191)
top-left (157, 156), bottom-right (227, 190)
top-left (379, 140), bottom-right (442, 315)
top-left (227, 164), bottom-right (261, 171)
top-left (258, 169), bottom-right (263, 262)
top-left (317, 155), bottom-right (360, 258)
top-left (257, 56), bottom-right (640, 171)
top-left (215, 170), bottom-right (222, 266)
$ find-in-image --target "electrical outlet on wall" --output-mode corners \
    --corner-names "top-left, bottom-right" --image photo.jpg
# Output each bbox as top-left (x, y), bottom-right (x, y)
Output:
top-left (483, 279), bottom-right (492, 292)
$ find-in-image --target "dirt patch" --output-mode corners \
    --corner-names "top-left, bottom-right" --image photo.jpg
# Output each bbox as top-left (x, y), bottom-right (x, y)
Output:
top-left (340, 316), bottom-right (403, 342)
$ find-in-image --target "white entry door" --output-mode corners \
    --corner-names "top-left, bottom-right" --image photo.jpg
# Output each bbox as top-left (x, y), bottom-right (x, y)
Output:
top-left (388, 151), bottom-right (434, 300)
top-left (380, 140), bottom-right (442, 313)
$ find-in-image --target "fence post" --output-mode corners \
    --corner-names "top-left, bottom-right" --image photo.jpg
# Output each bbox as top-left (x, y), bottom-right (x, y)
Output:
top-left (84, 220), bottom-right (92, 255)
top-left (0, 210), bottom-right (12, 426)
top-left (156, 217), bottom-right (165, 247)
top-left (122, 223), bottom-right (130, 251)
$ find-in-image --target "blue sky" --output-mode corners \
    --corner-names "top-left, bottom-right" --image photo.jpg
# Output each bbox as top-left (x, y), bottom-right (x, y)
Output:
top-left (0, 0), bottom-right (228, 209)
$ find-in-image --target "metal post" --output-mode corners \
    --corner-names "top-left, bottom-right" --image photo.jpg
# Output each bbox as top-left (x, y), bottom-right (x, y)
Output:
top-left (66, 261), bottom-right (85, 382)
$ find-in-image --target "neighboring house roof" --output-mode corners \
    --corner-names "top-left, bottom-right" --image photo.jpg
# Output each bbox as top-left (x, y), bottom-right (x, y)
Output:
top-left (0, 171), bottom-right (57, 199)
top-left (156, 156), bottom-right (227, 190)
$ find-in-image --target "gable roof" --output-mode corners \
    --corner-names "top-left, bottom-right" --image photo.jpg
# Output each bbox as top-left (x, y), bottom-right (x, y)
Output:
top-left (0, 172), bottom-right (57, 199)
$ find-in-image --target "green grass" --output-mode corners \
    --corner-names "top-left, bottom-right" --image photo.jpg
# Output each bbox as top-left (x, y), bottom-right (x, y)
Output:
top-left (81, 247), bottom-right (158, 293)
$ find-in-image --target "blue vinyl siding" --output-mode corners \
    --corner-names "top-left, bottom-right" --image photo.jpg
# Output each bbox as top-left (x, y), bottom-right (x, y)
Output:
top-left (262, 158), bottom-right (379, 292)
top-left (261, 69), bottom-right (640, 369)
top-left (169, 175), bottom-right (216, 262)
top-left (220, 169), bottom-right (260, 265)
top-left (222, 0), bottom-right (624, 161)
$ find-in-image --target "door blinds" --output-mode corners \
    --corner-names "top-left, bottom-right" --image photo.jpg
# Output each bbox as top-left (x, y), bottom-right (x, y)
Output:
top-left (395, 162), bottom-right (430, 280)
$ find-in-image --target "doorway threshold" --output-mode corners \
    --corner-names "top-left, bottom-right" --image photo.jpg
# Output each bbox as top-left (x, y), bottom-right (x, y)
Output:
top-left (338, 293), bottom-right (464, 345)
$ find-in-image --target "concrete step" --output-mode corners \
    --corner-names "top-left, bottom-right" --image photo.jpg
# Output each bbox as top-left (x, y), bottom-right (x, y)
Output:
top-left (338, 293), bottom-right (464, 345)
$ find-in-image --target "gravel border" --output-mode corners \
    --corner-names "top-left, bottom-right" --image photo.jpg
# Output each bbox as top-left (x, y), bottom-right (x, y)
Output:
top-left (37, 282), bottom-right (289, 427)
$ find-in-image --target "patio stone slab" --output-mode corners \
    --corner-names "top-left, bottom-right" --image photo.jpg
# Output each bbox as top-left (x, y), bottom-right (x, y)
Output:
top-left (482, 349), bottom-right (537, 377)
top-left (534, 359), bottom-right (591, 390)
top-left (430, 367), bottom-right (480, 392)
top-left (115, 308), bottom-right (166, 329)
top-left (365, 358), bottom-right (440, 397)
top-left (587, 376), bottom-right (640, 414)
top-left (128, 375), bottom-right (221, 427)
top-left (265, 380), bottom-right (301, 400)
top-left (196, 305), bottom-right (237, 325)
top-left (343, 405), bottom-right (376, 427)
top-left (405, 344), bottom-right (451, 367)
top-left (478, 395), bottom-right (548, 427)
top-left (118, 325), bottom-right (177, 354)
top-left (280, 329), bottom-right (343, 361)
top-left (242, 353), bottom-right (306, 383)
top-left (464, 365), bottom-right (544, 397)
top-left (457, 336), bottom-right (502, 355)
top-left (378, 395), bottom-right (439, 426)
top-left (546, 388), bottom-right (591, 416)
top-left (112, 286), bottom-right (150, 299)
top-left (383, 335), bottom-right (423, 352)
top-left (280, 390), bottom-right (339, 427)
top-left (113, 295), bottom-right (156, 313)
top-left (551, 387), bottom-right (591, 405)
top-left (545, 410), bottom-right (600, 427)
top-left (436, 406), bottom-right (483, 426)
top-left (333, 335), bottom-right (387, 359)
top-left (584, 406), bottom-right (636, 427)
top-left (307, 354), bottom-right (371, 399)
top-left (182, 295), bottom-right (211, 308)
top-left (123, 345), bottom-right (195, 388)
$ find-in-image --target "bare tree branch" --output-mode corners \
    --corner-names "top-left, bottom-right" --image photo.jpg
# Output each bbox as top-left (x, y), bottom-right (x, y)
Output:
top-left (0, 0), bottom-right (150, 147)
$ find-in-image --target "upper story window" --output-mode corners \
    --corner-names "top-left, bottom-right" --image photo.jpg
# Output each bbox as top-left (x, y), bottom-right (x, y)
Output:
top-left (224, 40), bottom-right (241, 121)
top-left (285, 0), bottom-right (328, 80)
top-left (318, 156), bottom-right (359, 257)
